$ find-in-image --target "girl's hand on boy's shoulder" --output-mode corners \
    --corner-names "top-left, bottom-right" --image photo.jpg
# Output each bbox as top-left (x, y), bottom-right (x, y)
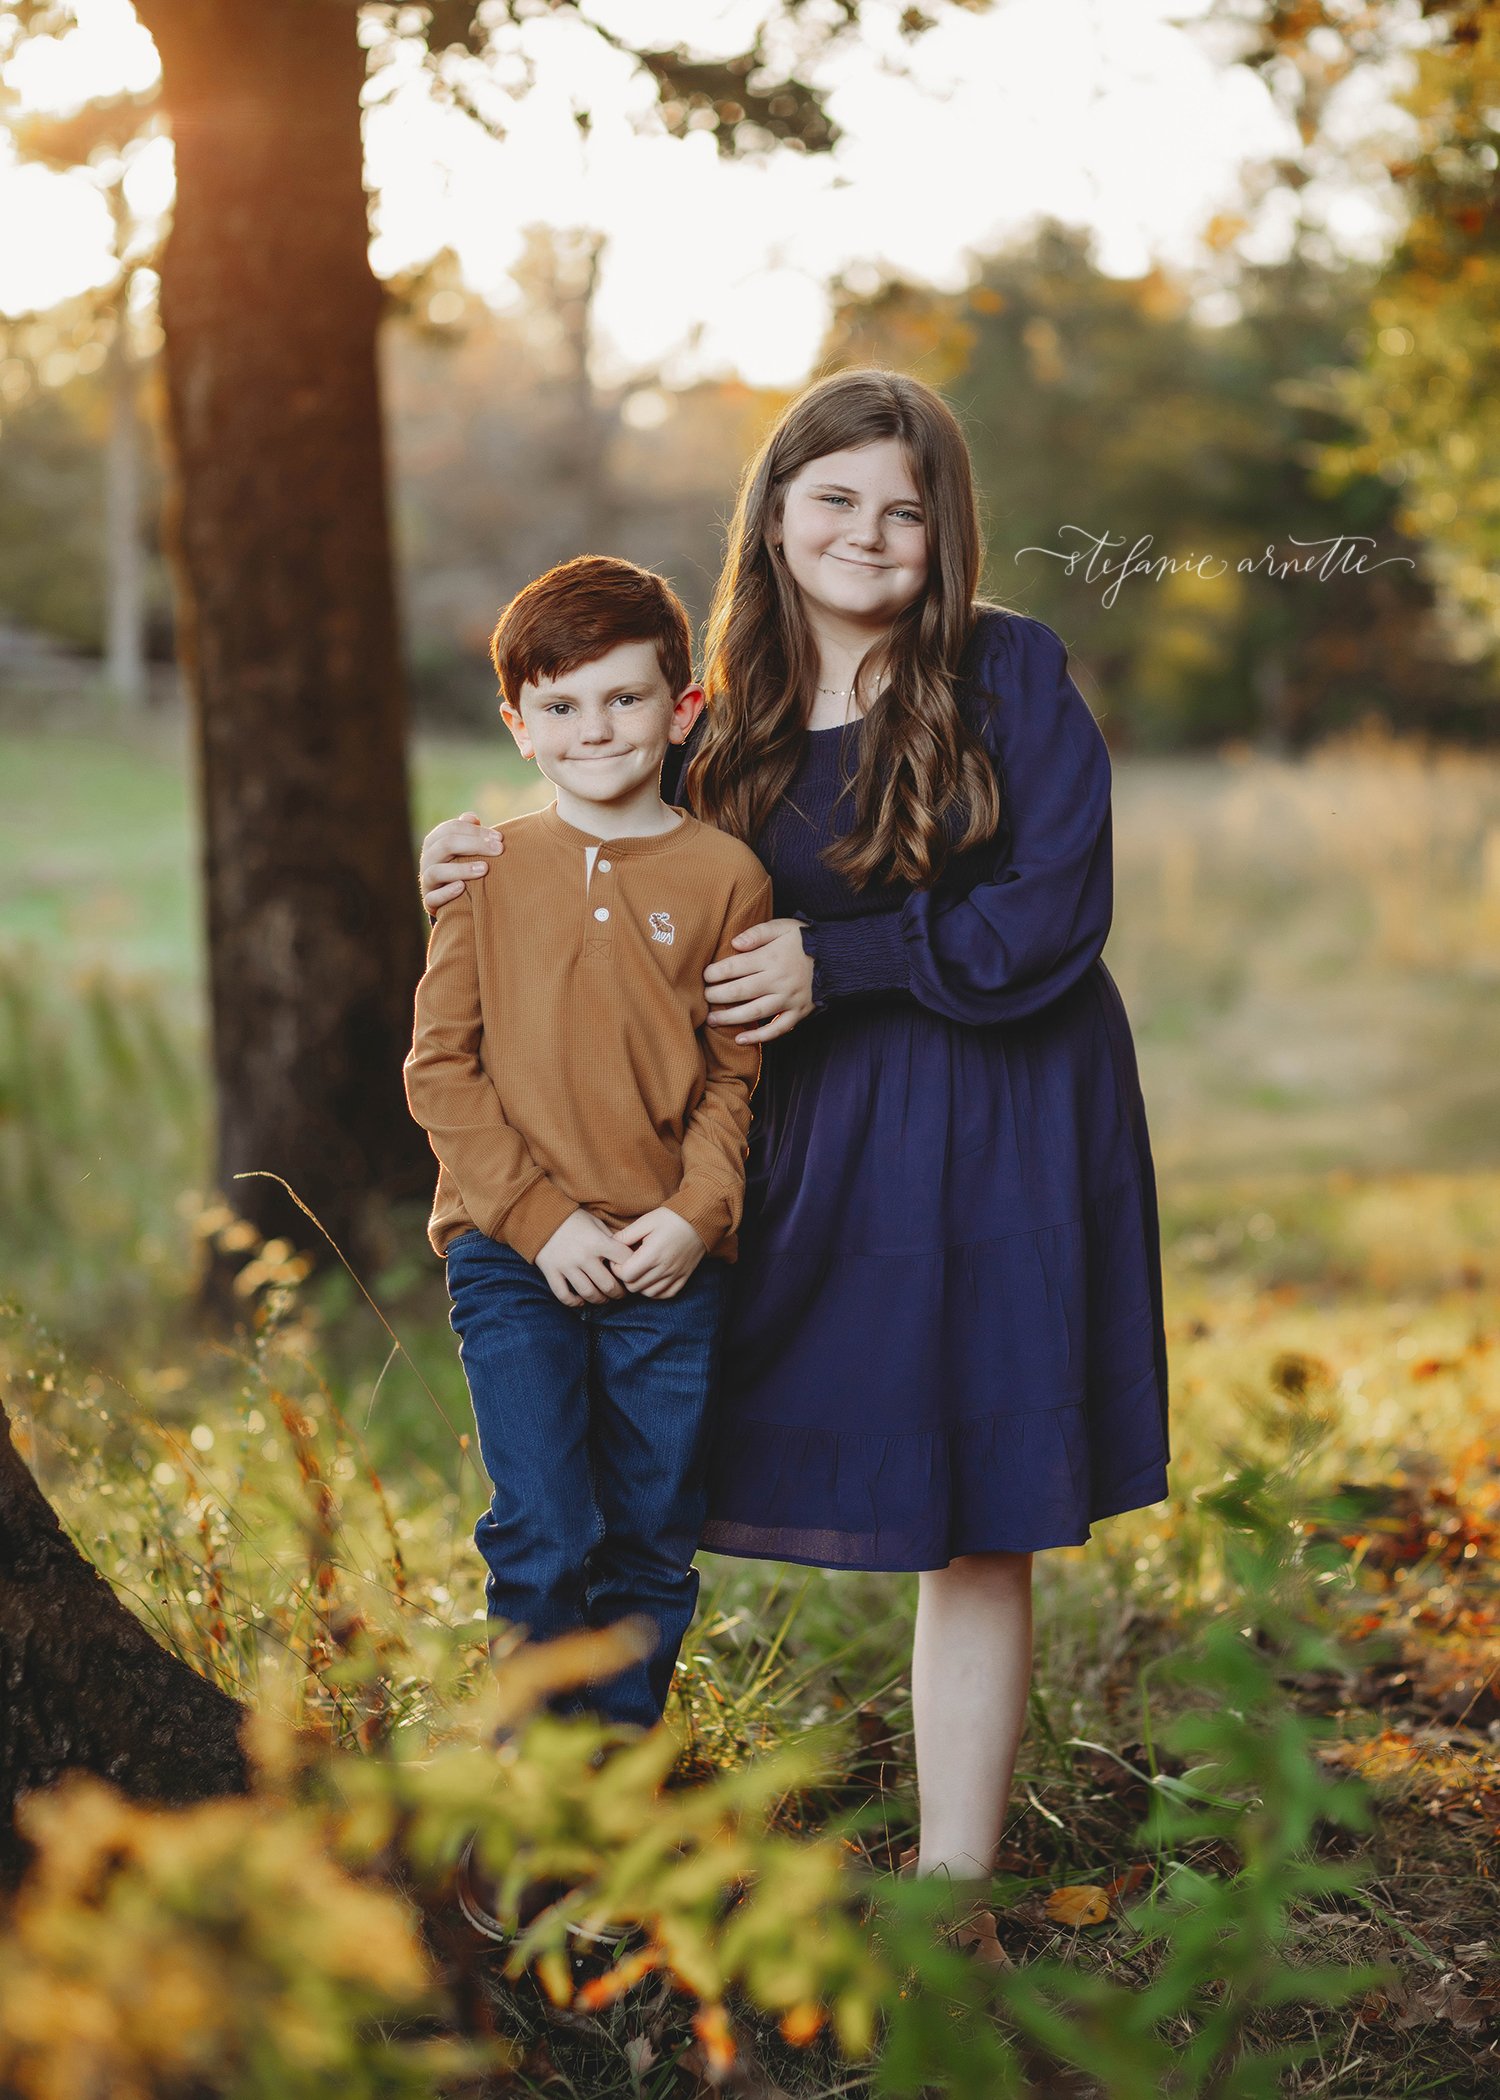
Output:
top-left (420, 811), bottom-right (504, 912)
top-left (703, 919), bottom-right (815, 1044)
top-left (609, 1209), bottom-right (707, 1298)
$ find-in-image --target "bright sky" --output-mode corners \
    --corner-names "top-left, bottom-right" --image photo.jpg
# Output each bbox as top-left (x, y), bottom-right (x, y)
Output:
top-left (0, 0), bottom-right (1414, 387)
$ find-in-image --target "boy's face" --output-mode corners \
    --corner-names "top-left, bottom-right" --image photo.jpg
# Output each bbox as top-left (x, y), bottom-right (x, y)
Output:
top-left (501, 639), bottom-right (703, 807)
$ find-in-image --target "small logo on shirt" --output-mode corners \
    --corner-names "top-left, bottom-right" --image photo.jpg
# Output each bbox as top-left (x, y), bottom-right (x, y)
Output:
top-left (648, 911), bottom-right (675, 946)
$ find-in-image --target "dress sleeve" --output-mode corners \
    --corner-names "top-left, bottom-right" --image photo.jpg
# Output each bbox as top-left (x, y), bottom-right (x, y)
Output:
top-left (798, 615), bottom-right (1114, 1026)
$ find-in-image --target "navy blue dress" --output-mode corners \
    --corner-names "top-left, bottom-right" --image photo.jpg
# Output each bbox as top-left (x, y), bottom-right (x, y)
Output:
top-left (662, 607), bottom-right (1170, 1570)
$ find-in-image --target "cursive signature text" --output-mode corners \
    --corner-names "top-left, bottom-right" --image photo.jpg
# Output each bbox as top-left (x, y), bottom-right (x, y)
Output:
top-left (1014, 527), bottom-right (1415, 609)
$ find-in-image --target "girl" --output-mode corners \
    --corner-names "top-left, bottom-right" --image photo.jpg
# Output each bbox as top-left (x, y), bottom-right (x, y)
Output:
top-left (419, 368), bottom-right (1170, 1915)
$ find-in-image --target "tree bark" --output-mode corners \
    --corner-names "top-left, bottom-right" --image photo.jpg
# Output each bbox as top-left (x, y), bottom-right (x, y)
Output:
top-left (138, 0), bottom-right (431, 1268)
top-left (558, 231), bottom-right (620, 553)
top-left (0, 1397), bottom-right (247, 1887)
top-left (103, 291), bottom-right (149, 712)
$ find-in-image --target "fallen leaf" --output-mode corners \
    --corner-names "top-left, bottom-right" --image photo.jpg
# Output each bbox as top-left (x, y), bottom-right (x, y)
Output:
top-left (1045, 1884), bottom-right (1110, 1928)
top-left (624, 2034), bottom-right (656, 2090)
top-left (1389, 1974), bottom-right (1493, 2031)
top-left (1103, 1862), bottom-right (1152, 1906)
top-left (952, 1906), bottom-right (1014, 1968)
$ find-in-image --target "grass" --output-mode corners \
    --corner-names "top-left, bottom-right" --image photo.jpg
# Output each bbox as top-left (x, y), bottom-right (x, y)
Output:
top-left (1108, 731), bottom-right (1500, 1181)
top-left (8, 1159), bottom-right (1500, 2092)
top-left (0, 708), bottom-right (544, 996)
top-left (0, 715), bottom-right (204, 984)
top-left (4, 707), bottom-right (1497, 1178)
top-left (6, 702), bottom-right (1500, 2089)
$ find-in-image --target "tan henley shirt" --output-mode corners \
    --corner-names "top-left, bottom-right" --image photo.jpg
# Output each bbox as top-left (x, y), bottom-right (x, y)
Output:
top-left (404, 802), bottom-right (774, 1265)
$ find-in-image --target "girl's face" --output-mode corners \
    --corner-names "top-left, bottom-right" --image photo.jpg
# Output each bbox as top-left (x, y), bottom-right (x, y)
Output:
top-left (773, 438), bottom-right (929, 635)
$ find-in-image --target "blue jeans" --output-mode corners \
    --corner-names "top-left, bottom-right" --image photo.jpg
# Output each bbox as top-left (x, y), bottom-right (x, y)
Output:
top-left (444, 1228), bottom-right (728, 1730)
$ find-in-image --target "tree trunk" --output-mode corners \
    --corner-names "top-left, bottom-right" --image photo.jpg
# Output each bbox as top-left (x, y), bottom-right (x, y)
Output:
top-left (0, 1397), bottom-right (247, 1886)
top-left (138, 0), bottom-right (431, 1269)
top-left (102, 295), bottom-right (149, 713)
top-left (559, 231), bottom-right (620, 553)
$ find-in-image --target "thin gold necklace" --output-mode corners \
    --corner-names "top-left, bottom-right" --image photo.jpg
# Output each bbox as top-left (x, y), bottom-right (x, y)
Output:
top-left (814, 682), bottom-right (862, 725)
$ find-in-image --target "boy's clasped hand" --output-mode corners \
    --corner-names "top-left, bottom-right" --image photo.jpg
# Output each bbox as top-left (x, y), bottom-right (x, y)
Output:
top-left (535, 1204), bottom-right (706, 1307)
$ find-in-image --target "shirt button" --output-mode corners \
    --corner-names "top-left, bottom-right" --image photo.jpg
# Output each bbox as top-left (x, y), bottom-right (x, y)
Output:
top-left (593, 906), bottom-right (610, 921)
top-left (597, 858), bottom-right (612, 873)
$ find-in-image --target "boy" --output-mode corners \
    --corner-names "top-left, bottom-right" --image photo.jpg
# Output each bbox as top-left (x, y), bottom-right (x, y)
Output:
top-left (403, 554), bottom-right (772, 1742)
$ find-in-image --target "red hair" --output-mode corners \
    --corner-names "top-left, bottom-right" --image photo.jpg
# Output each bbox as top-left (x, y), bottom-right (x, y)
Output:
top-left (490, 555), bottom-right (693, 706)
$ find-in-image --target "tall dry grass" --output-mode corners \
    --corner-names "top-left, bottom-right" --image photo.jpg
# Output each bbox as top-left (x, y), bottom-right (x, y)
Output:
top-left (1115, 727), bottom-right (1500, 973)
top-left (1110, 729), bottom-right (1500, 1181)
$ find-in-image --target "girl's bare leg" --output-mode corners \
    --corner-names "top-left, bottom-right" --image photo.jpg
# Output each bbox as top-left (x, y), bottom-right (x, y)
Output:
top-left (911, 1549), bottom-right (1034, 1883)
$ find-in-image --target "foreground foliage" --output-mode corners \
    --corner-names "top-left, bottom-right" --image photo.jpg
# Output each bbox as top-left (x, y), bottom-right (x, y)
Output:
top-left (3, 943), bottom-right (1500, 2090)
top-left (2, 1266), bottom-right (1447, 2095)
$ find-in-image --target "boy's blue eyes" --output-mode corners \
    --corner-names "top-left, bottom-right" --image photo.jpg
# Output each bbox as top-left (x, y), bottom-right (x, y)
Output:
top-left (542, 695), bottom-right (643, 715)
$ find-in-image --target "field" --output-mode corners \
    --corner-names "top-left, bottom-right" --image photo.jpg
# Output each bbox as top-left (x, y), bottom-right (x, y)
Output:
top-left (4, 705), bottom-right (1500, 2093)
top-left (6, 709), bottom-right (1500, 1181)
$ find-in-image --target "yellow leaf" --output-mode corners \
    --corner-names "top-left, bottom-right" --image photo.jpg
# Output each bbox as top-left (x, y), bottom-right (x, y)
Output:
top-left (693, 2002), bottom-right (736, 2073)
top-left (834, 1988), bottom-right (878, 2058)
top-left (1045, 1883), bottom-right (1110, 1927)
top-left (779, 2002), bottom-right (826, 2046)
top-left (535, 1949), bottom-right (573, 2008)
top-left (574, 1947), bottom-right (660, 2010)
top-left (490, 1620), bottom-right (655, 1729)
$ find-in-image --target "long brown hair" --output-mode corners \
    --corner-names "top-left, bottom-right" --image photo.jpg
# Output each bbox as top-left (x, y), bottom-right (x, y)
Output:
top-left (688, 367), bottom-right (1003, 891)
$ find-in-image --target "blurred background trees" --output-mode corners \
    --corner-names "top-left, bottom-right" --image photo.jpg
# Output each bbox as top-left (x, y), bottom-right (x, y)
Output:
top-left (0, 0), bottom-right (1497, 1275)
top-left (1207, 0), bottom-right (1500, 660)
top-left (0, 0), bottom-right (931, 1273)
top-left (0, 82), bottom-right (167, 697)
top-left (14, 202), bottom-right (1496, 747)
top-left (826, 223), bottom-right (1496, 749)
top-left (2, 16), bottom-right (1500, 2071)
top-left (1298, 2), bottom-right (1500, 666)
top-left (5, 5), bottom-right (1496, 747)
top-left (10, 86), bottom-right (161, 709)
